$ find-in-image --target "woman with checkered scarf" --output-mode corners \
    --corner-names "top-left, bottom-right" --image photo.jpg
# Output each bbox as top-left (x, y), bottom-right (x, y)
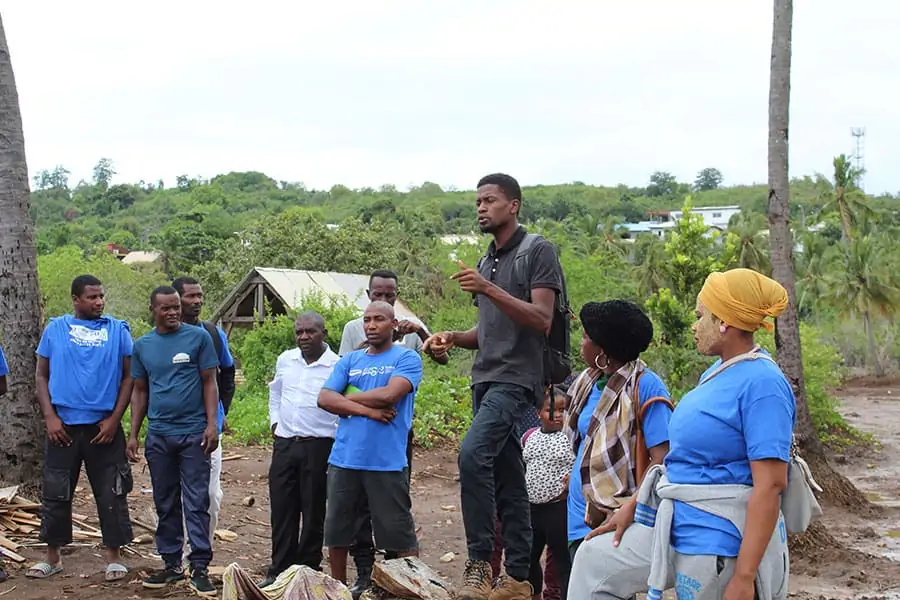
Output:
top-left (563, 301), bottom-right (674, 560)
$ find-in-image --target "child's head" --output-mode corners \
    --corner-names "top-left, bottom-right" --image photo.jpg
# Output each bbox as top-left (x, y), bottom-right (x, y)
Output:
top-left (539, 385), bottom-right (567, 431)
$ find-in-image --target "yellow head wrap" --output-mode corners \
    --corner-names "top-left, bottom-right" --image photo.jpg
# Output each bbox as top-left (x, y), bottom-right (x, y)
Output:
top-left (697, 268), bottom-right (789, 332)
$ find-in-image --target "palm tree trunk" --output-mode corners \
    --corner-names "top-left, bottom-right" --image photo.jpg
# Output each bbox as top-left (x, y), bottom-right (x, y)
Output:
top-left (0, 14), bottom-right (46, 489)
top-left (766, 0), bottom-right (819, 455)
top-left (766, 0), bottom-right (870, 525)
top-left (864, 310), bottom-right (884, 377)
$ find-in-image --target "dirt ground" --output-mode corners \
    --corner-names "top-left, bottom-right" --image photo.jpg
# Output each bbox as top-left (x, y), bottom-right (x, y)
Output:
top-left (3, 378), bottom-right (899, 600)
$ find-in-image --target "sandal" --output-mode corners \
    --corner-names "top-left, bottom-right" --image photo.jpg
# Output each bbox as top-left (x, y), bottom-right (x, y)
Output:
top-left (26, 561), bottom-right (64, 579)
top-left (105, 562), bottom-right (129, 582)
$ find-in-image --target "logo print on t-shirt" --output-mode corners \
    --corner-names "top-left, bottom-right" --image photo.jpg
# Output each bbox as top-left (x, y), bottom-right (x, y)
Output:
top-left (349, 365), bottom-right (395, 378)
top-left (172, 352), bottom-right (190, 364)
top-left (68, 324), bottom-right (109, 348)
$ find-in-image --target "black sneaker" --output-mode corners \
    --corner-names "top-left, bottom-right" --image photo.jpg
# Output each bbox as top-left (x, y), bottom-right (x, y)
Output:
top-left (189, 567), bottom-right (217, 598)
top-left (143, 565), bottom-right (185, 589)
top-left (258, 573), bottom-right (278, 589)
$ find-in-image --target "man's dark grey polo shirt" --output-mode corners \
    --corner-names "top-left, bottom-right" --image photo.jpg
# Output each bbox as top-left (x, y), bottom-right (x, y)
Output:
top-left (472, 226), bottom-right (563, 399)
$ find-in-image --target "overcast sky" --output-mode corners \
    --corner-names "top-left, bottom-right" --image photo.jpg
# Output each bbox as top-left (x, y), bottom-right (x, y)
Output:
top-left (4, 1), bottom-right (898, 194)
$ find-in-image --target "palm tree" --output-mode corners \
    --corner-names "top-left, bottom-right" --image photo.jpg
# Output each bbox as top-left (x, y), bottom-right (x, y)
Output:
top-left (726, 212), bottom-right (771, 274)
top-left (765, 0), bottom-right (821, 454)
top-left (795, 230), bottom-right (831, 320)
top-left (821, 154), bottom-right (874, 243)
top-left (0, 14), bottom-right (46, 489)
top-left (825, 236), bottom-right (899, 378)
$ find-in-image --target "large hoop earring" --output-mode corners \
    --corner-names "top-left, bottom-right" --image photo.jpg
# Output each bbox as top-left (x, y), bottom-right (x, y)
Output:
top-left (594, 355), bottom-right (610, 370)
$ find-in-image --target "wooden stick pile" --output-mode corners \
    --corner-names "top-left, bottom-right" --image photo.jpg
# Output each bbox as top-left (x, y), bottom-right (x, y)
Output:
top-left (0, 484), bottom-right (106, 564)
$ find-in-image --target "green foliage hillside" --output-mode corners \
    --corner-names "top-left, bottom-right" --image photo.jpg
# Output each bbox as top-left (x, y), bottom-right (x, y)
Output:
top-left (31, 160), bottom-right (900, 447)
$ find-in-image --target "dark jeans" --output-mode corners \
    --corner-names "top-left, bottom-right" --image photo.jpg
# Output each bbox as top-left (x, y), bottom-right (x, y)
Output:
top-left (40, 424), bottom-right (134, 548)
top-left (460, 382), bottom-right (534, 581)
top-left (529, 501), bottom-right (571, 600)
top-left (268, 436), bottom-right (333, 576)
top-left (350, 429), bottom-right (414, 572)
top-left (145, 432), bottom-right (212, 570)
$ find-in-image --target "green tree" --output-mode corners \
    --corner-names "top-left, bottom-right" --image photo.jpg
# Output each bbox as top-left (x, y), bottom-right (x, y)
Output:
top-left (822, 154), bottom-right (873, 244)
top-left (693, 167), bottom-right (724, 192)
top-left (92, 158), bottom-right (115, 191)
top-left (646, 171), bottom-right (678, 197)
top-left (723, 212), bottom-right (770, 274)
top-left (825, 236), bottom-right (898, 377)
top-left (662, 197), bottom-right (723, 301)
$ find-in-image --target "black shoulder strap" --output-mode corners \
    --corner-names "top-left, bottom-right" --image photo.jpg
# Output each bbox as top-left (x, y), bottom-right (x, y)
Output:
top-left (202, 320), bottom-right (223, 363)
top-left (514, 233), bottom-right (541, 301)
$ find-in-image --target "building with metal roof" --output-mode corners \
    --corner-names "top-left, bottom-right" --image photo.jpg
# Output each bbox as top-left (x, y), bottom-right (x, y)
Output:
top-left (210, 267), bottom-right (419, 334)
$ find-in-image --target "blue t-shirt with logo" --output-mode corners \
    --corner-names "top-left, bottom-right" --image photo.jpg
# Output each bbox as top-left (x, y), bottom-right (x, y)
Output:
top-left (567, 370), bottom-right (673, 542)
top-left (185, 323), bottom-right (234, 434)
top-left (0, 345), bottom-right (8, 377)
top-left (323, 345), bottom-right (423, 472)
top-left (665, 355), bottom-right (795, 557)
top-left (132, 324), bottom-right (220, 436)
top-left (36, 315), bottom-right (133, 426)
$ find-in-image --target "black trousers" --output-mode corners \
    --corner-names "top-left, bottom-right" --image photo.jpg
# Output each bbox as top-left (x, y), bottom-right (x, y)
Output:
top-left (350, 430), bottom-right (414, 571)
top-left (40, 424), bottom-right (134, 548)
top-left (529, 501), bottom-right (571, 600)
top-left (268, 436), bottom-right (333, 576)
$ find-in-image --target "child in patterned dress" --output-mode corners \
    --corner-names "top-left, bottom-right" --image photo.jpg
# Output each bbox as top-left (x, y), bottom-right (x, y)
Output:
top-left (523, 386), bottom-right (576, 600)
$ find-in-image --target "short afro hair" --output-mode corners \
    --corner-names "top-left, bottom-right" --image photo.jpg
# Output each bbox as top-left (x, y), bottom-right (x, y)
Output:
top-left (477, 173), bottom-right (522, 203)
top-left (579, 300), bottom-right (653, 363)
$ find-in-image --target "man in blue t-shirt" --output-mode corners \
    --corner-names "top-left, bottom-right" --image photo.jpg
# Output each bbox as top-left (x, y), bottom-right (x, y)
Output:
top-left (128, 286), bottom-right (220, 598)
top-left (27, 275), bottom-right (134, 583)
top-left (318, 301), bottom-right (423, 590)
top-left (172, 276), bottom-right (236, 558)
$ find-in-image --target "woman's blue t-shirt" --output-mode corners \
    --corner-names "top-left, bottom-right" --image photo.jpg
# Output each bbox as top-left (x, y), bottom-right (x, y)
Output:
top-left (665, 356), bottom-right (796, 557)
top-left (567, 370), bottom-right (673, 542)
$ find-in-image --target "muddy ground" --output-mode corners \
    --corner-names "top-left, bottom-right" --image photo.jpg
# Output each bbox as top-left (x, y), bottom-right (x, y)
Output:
top-left (2, 378), bottom-right (899, 600)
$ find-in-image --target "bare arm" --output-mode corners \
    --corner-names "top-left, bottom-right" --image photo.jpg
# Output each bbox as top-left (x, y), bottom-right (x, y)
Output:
top-left (482, 285), bottom-right (555, 334)
top-left (35, 356), bottom-right (58, 420)
top-left (734, 459), bottom-right (788, 583)
top-left (347, 377), bottom-right (414, 409)
top-left (130, 379), bottom-right (148, 440)
top-left (451, 327), bottom-right (479, 350)
top-left (647, 443), bottom-right (669, 472)
top-left (201, 368), bottom-right (219, 429)
top-left (318, 388), bottom-right (380, 418)
top-left (0, 376), bottom-right (6, 396)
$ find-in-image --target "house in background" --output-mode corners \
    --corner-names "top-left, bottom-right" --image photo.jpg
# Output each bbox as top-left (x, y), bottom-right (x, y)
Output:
top-left (106, 243), bottom-right (130, 259)
top-left (622, 205), bottom-right (742, 240)
top-left (121, 250), bottom-right (162, 265)
top-left (211, 267), bottom-right (420, 335)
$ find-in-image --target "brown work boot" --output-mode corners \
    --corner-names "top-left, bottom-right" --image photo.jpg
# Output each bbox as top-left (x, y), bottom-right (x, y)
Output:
top-left (489, 575), bottom-right (533, 600)
top-left (457, 560), bottom-right (492, 600)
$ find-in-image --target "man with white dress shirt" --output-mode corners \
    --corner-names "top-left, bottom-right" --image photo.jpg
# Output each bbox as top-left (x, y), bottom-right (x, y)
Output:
top-left (262, 311), bottom-right (340, 587)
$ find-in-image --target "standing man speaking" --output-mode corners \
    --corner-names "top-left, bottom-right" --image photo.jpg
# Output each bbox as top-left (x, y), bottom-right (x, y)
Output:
top-left (425, 174), bottom-right (566, 600)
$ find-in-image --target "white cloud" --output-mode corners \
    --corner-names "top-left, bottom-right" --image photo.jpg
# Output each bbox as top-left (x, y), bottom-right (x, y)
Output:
top-left (4, 0), bottom-right (898, 193)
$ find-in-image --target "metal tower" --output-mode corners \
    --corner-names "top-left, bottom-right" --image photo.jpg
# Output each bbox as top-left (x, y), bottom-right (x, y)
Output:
top-left (851, 127), bottom-right (865, 190)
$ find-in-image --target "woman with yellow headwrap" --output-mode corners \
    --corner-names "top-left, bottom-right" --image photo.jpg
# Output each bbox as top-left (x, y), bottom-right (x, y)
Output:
top-left (569, 269), bottom-right (794, 600)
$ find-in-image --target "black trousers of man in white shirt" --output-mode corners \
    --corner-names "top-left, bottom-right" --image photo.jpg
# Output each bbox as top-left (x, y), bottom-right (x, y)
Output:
top-left (268, 435), bottom-right (334, 577)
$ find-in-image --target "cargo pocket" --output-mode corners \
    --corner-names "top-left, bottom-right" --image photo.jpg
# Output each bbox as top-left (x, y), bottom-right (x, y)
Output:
top-left (113, 464), bottom-right (134, 497)
top-left (43, 468), bottom-right (71, 502)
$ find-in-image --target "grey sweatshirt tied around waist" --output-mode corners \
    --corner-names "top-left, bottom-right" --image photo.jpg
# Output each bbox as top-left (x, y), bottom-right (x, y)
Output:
top-left (637, 464), bottom-right (788, 600)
